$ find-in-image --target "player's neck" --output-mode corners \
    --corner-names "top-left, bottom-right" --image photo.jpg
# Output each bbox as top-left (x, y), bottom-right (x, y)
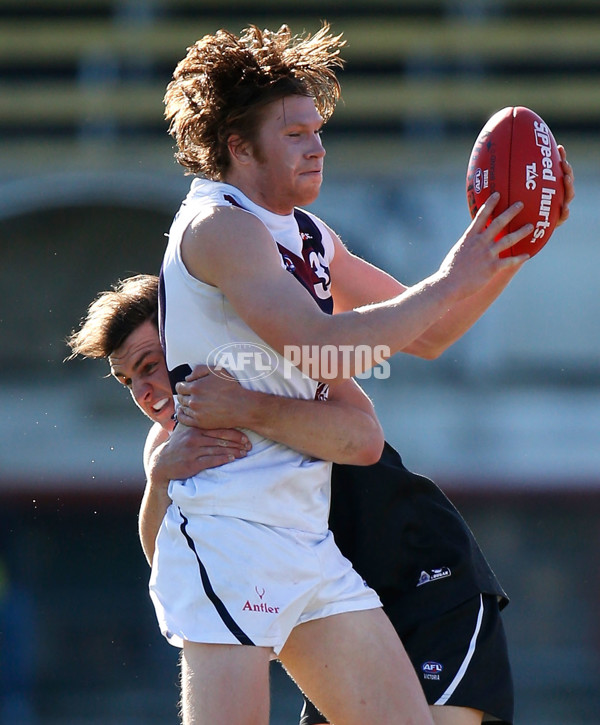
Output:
top-left (223, 171), bottom-right (295, 216)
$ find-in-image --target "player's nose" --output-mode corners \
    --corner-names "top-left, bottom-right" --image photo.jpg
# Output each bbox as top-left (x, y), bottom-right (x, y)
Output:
top-left (308, 133), bottom-right (326, 158)
top-left (131, 378), bottom-right (152, 406)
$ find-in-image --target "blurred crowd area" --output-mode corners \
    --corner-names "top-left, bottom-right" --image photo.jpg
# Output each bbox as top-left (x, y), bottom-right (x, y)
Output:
top-left (1, 1), bottom-right (599, 723)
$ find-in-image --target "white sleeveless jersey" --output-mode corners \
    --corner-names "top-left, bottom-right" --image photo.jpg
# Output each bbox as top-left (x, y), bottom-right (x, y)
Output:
top-left (160, 179), bottom-right (336, 532)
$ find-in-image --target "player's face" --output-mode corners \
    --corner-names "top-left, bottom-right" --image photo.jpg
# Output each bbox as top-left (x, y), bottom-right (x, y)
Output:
top-left (109, 320), bottom-right (175, 430)
top-left (250, 95), bottom-right (326, 213)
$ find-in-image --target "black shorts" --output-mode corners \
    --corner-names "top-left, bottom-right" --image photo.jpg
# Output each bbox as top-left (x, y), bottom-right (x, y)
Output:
top-left (299, 594), bottom-right (513, 725)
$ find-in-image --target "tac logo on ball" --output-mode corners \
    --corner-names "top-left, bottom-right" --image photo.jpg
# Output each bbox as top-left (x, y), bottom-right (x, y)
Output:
top-left (466, 106), bottom-right (564, 259)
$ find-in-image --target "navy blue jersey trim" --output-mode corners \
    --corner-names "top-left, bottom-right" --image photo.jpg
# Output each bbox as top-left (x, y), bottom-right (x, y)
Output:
top-left (168, 364), bottom-right (192, 396)
top-left (158, 267), bottom-right (167, 354)
top-left (223, 194), bottom-right (333, 313)
top-left (159, 268), bottom-right (192, 395)
top-left (293, 208), bottom-right (325, 257)
top-left (178, 509), bottom-right (255, 646)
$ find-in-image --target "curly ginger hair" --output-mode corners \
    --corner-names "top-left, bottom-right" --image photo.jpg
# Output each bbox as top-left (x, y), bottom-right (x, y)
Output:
top-left (164, 23), bottom-right (345, 179)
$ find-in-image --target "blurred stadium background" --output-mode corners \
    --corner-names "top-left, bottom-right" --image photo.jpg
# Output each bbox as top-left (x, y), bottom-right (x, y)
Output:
top-left (0, 0), bottom-right (599, 723)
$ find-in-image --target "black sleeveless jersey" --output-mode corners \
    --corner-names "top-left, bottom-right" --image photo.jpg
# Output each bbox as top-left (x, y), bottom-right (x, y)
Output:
top-left (330, 442), bottom-right (508, 629)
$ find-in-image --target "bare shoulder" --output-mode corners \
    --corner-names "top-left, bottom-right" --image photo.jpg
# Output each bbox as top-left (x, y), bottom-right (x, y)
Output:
top-left (186, 204), bottom-right (270, 246)
top-left (182, 204), bottom-right (285, 285)
top-left (143, 423), bottom-right (169, 469)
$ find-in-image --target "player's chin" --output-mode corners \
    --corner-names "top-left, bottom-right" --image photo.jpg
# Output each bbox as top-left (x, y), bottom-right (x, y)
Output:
top-left (148, 403), bottom-right (176, 427)
top-left (297, 174), bottom-right (322, 203)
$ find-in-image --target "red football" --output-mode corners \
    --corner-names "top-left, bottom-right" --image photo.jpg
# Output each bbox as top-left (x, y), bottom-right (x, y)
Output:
top-left (466, 106), bottom-right (564, 258)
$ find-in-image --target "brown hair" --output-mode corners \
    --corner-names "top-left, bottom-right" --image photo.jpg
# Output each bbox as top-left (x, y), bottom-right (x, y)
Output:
top-left (66, 274), bottom-right (159, 360)
top-left (164, 23), bottom-right (345, 179)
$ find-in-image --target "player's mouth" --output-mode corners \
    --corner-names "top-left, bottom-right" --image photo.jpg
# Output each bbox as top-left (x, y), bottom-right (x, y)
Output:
top-left (152, 397), bottom-right (170, 413)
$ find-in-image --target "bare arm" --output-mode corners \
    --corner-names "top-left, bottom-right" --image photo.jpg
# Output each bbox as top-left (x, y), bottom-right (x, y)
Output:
top-left (139, 422), bottom-right (251, 565)
top-left (139, 423), bottom-right (171, 565)
top-left (176, 366), bottom-right (384, 466)
top-left (183, 194), bottom-right (531, 382)
top-left (330, 146), bottom-right (575, 359)
top-left (329, 235), bottom-right (521, 359)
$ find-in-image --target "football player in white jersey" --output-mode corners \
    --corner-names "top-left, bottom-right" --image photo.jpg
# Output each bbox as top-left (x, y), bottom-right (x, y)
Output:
top-left (156, 23), bottom-right (573, 725)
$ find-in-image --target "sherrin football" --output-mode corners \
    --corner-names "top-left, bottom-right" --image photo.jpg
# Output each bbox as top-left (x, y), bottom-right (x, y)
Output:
top-left (466, 106), bottom-right (564, 258)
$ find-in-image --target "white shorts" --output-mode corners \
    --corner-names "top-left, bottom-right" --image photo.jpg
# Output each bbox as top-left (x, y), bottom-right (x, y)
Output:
top-left (149, 504), bottom-right (382, 655)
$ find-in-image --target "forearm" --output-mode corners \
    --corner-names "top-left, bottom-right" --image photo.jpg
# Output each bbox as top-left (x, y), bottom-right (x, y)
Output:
top-left (140, 425), bottom-right (171, 565)
top-left (138, 475), bottom-right (171, 566)
top-left (330, 236), bottom-right (520, 360)
top-left (239, 388), bottom-right (383, 465)
top-left (278, 272), bottom-right (456, 382)
top-left (405, 266), bottom-right (520, 358)
top-left (177, 373), bottom-right (384, 465)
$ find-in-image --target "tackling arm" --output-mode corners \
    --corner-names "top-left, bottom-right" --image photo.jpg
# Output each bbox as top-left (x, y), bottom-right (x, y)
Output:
top-left (138, 373), bottom-right (384, 564)
top-left (176, 366), bottom-right (384, 466)
top-left (139, 422), bottom-right (250, 565)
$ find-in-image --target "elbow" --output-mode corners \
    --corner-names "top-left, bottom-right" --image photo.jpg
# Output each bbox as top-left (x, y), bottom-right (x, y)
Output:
top-left (355, 444), bottom-right (384, 466)
top-left (405, 339), bottom-right (447, 360)
top-left (348, 424), bottom-right (385, 466)
top-left (418, 346), bottom-right (444, 361)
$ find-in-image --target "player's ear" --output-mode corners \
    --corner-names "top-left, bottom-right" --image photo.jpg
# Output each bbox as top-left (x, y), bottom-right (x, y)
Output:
top-left (227, 133), bottom-right (254, 166)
